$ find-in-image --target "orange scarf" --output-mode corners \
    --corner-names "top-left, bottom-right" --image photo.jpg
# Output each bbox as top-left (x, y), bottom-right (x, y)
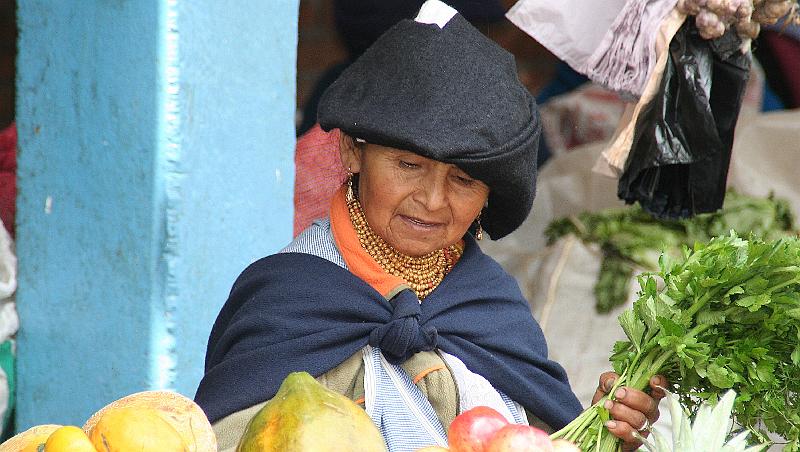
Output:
top-left (330, 186), bottom-right (408, 298)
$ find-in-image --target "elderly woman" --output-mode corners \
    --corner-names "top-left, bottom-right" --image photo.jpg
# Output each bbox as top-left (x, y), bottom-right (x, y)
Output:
top-left (195, 2), bottom-right (664, 451)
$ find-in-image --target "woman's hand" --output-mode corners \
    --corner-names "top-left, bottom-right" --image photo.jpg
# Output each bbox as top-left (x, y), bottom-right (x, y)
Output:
top-left (591, 372), bottom-right (667, 451)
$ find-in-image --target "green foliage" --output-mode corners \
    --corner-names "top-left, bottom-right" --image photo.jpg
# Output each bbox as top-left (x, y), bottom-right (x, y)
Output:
top-left (545, 191), bottom-right (795, 312)
top-left (553, 233), bottom-right (800, 451)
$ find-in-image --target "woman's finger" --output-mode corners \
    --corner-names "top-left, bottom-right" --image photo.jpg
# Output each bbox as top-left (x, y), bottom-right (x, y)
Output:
top-left (648, 375), bottom-right (669, 401)
top-left (611, 386), bottom-right (660, 422)
top-left (604, 419), bottom-right (646, 451)
top-left (603, 391), bottom-right (653, 432)
top-left (591, 371), bottom-right (620, 404)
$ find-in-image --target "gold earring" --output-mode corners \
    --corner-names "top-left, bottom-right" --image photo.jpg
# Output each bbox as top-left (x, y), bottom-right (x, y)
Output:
top-left (346, 168), bottom-right (355, 203)
top-left (475, 214), bottom-right (483, 241)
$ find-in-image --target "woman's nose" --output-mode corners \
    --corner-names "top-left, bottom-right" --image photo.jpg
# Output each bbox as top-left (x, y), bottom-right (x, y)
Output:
top-left (416, 174), bottom-right (448, 211)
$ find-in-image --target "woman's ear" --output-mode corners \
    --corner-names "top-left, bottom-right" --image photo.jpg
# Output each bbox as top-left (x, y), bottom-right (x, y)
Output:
top-left (339, 132), bottom-right (362, 173)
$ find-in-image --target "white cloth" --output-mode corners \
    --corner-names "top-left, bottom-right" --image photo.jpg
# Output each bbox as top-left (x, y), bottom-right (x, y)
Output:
top-left (507, 0), bottom-right (679, 99)
top-left (0, 303), bottom-right (18, 344)
top-left (0, 220), bottom-right (17, 343)
top-left (506, 0), bottom-right (627, 75)
top-left (0, 220), bottom-right (15, 438)
top-left (363, 345), bottom-right (449, 451)
top-left (585, 0), bottom-right (679, 99)
top-left (440, 352), bottom-right (527, 425)
top-left (363, 345), bottom-right (525, 452)
top-left (0, 220), bottom-right (16, 300)
top-left (415, 0), bottom-right (458, 28)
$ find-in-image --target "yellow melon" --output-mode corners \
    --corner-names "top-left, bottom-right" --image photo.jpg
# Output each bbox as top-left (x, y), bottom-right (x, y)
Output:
top-left (83, 390), bottom-right (215, 452)
top-left (88, 406), bottom-right (185, 452)
top-left (0, 424), bottom-right (62, 452)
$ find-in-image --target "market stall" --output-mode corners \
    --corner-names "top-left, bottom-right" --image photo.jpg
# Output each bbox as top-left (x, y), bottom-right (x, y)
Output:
top-left (3, 0), bottom-right (800, 450)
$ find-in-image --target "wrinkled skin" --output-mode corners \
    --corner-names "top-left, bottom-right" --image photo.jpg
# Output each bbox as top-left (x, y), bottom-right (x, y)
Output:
top-left (339, 133), bottom-right (489, 257)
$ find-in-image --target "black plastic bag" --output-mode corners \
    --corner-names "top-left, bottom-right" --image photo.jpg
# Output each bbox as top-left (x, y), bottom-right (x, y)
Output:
top-left (618, 18), bottom-right (751, 219)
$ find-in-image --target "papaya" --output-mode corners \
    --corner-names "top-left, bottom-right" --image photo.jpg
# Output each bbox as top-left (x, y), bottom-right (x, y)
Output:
top-left (0, 424), bottom-right (62, 452)
top-left (83, 390), bottom-right (215, 452)
top-left (237, 371), bottom-right (387, 452)
top-left (88, 406), bottom-right (186, 452)
top-left (43, 425), bottom-right (96, 452)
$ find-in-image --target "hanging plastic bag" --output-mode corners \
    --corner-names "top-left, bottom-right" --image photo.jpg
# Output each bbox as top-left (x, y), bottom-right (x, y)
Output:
top-left (594, 8), bottom-right (687, 177)
top-left (617, 18), bottom-right (751, 219)
top-left (505, 0), bottom-right (627, 76)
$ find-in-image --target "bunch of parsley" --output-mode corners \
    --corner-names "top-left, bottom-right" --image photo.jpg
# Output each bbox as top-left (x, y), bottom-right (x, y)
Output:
top-left (545, 191), bottom-right (795, 313)
top-left (552, 233), bottom-right (800, 451)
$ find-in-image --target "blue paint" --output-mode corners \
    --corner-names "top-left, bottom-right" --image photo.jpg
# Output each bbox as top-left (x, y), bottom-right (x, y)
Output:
top-left (15, 0), bottom-right (297, 428)
top-left (169, 0), bottom-right (298, 395)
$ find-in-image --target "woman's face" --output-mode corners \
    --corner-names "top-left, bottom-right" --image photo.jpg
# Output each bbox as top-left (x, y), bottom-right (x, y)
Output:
top-left (340, 135), bottom-right (490, 257)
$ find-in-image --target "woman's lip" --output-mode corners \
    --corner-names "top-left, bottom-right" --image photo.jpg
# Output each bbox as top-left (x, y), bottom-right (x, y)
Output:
top-left (401, 215), bottom-right (443, 228)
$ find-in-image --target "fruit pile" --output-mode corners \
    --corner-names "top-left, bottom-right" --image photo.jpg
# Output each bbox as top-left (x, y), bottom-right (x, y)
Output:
top-left (417, 406), bottom-right (581, 452)
top-left (1, 374), bottom-right (582, 451)
top-left (0, 391), bottom-right (216, 452)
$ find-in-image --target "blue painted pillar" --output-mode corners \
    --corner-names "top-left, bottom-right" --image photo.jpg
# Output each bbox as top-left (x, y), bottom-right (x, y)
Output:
top-left (14, 1), bottom-right (297, 428)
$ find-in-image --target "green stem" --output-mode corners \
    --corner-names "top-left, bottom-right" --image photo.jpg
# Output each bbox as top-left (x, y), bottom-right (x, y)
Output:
top-left (631, 349), bottom-right (675, 390)
top-left (684, 286), bottom-right (723, 319)
top-left (686, 322), bottom-right (713, 340)
top-left (630, 324), bottom-right (712, 390)
top-left (629, 348), bottom-right (659, 389)
top-left (553, 406), bottom-right (598, 440)
top-left (765, 275), bottom-right (800, 294)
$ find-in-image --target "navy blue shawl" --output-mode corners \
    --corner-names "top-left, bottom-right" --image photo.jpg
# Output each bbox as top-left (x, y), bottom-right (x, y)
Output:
top-left (195, 237), bottom-right (583, 428)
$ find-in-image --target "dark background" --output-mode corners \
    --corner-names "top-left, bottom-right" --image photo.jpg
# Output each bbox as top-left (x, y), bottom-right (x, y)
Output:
top-left (0, 0), bottom-right (15, 130)
top-left (296, 0), bottom-right (561, 125)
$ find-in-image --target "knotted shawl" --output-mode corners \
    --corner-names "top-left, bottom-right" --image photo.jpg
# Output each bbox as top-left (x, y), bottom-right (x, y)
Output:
top-left (195, 236), bottom-right (583, 429)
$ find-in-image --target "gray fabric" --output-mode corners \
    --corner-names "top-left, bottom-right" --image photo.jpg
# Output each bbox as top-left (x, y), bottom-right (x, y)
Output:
top-left (318, 12), bottom-right (540, 240)
top-left (280, 219), bottom-right (347, 269)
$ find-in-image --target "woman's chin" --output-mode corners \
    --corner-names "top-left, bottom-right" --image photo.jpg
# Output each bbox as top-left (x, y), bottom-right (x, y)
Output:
top-left (388, 219), bottom-right (451, 255)
top-left (389, 238), bottom-right (444, 257)
top-left (397, 244), bottom-right (438, 257)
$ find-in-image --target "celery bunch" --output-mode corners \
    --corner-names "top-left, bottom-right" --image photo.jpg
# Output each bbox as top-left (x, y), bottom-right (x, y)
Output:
top-left (546, 191), bottom-right (795, 313)
top-left (551, 233), bottom-right (800, 451)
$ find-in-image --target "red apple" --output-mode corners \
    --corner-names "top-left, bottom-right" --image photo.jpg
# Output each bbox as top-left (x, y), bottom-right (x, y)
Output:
top-left (448, 406), bottom-right (509, 452)
top-left (485, 424), bottom-right (554, 452)
top-left (551, 439), bottom-right (582, 451)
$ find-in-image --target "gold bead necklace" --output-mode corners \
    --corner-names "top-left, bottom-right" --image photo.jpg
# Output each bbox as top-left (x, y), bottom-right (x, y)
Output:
top-left (346, 191), bottom-right (462, 300)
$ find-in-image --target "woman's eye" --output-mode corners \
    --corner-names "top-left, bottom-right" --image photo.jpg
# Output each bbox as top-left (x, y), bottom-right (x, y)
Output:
top-left (455, 175), bottom-right (475, 185)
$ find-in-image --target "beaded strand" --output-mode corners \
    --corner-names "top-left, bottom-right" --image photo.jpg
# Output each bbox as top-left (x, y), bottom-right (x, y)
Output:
top-left (346, 188), bottom-right (462, 300)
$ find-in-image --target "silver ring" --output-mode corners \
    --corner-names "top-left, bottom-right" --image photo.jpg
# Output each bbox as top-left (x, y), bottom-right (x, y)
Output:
top-left (638, 417), bottom-right (652, 432)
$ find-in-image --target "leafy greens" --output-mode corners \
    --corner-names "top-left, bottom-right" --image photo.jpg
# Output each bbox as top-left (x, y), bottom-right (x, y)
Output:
top-left (551, 233), bottom-right (800, 451)
top-left (545, 191), bottom-right (795, 312)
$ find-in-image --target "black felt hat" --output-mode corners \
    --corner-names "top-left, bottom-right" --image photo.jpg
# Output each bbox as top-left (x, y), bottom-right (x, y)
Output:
top-left (318, 2), bottom-right (540, 240)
